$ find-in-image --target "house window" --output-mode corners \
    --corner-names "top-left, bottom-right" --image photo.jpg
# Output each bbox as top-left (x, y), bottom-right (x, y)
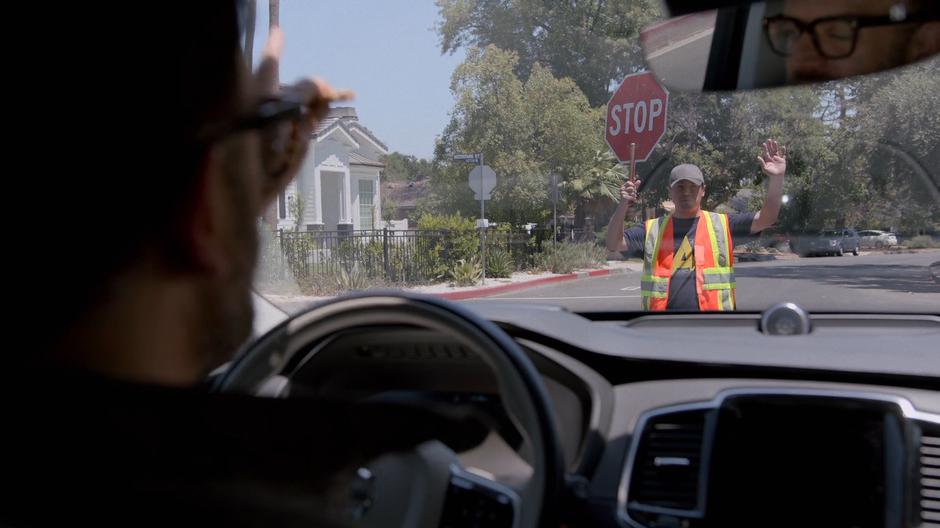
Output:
top-left (278, 190), bottom-right (287, 219)
top-left (358, 179), bottom-right (375, 229)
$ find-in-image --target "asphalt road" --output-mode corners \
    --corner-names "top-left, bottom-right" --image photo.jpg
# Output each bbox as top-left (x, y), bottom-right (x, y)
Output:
top-left (464, 250), bottom-right (940, 313)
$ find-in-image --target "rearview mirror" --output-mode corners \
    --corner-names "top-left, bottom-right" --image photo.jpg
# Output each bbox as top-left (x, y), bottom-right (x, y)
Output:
top-left (642, 0), bottom-right (940, 92)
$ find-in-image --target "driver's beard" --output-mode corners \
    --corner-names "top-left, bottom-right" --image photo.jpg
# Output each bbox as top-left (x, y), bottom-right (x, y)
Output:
top-left (193, 154), bottom-right (261, 377)
top-left (195, 261), bottom-right (255, 377)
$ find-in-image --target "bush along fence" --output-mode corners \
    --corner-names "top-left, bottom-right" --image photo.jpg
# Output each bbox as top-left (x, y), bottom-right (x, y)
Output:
top-left (263, 227), bottom-right (573, 284)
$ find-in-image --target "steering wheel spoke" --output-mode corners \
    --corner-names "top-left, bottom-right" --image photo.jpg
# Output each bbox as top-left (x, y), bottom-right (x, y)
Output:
top-left (441, 464), bottom-right (520, 528)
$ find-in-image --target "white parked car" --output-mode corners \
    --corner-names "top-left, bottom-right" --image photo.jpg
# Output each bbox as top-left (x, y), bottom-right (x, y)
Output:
top-left (857, 230), bottom-right (898, 248)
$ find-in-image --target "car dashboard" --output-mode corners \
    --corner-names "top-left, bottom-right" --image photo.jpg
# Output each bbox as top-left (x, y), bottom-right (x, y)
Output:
top-left (271, 301), bottom-right (940, 527)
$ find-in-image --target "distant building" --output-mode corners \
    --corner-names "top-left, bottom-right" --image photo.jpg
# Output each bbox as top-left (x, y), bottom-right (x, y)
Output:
top-left (382, 179), bottom-right (430, 227)
top-left (275, 107), bottom-right (388, 231)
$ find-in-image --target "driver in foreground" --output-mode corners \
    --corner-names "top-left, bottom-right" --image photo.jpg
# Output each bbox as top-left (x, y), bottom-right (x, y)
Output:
top-left (5, 2), bottom-right (463, 526)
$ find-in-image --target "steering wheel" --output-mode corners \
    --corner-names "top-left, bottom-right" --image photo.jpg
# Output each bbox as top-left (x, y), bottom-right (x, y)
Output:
top-left (214, 292), bottom-right (564, 528)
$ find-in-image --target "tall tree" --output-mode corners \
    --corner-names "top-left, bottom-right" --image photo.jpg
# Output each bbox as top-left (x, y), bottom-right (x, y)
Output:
top-left (262, 0), bottom-right (281, 228)
top-left (435, 0), bottom-right (662, 106)
top-left (243, 0), bottom-right (257, 70)
top-left (431, 46), bottom-right (613, 225)
top-left (383, 152), bottom-right (436, 182)
top-left (851, 58), bottom-right (940, 234)
top-left (562, 149), bottom-right (624, 228)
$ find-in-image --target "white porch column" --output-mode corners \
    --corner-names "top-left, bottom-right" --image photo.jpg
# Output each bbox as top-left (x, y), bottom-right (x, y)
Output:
top-left (374, 173), bottom-right (382, 226)
top-left (342, 167), bottom-right (353, 225)
top-left (313, 167), bottom-right (323, 224)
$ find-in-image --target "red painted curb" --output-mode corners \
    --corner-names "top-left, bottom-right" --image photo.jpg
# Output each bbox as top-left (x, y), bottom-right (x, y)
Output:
top-left (436, 268), bottom-right (615, 301)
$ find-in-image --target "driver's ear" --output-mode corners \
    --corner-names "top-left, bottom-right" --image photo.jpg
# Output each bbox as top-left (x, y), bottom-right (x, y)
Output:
top-left (175, 144), bottom-right (233, 278)
top-left (906, 22), bottom-right (940, 63)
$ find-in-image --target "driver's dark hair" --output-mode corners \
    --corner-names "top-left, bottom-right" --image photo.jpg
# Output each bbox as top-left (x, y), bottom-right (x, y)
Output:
top-left (36, 2), bottom-right (242, 350)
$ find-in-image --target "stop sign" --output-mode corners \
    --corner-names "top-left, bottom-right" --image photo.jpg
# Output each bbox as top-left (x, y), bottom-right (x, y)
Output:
top-left (605, 71), bottom-right (669, 163)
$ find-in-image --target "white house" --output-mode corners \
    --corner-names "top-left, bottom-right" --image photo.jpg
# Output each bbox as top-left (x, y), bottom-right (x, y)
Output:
top-left (275, 107), bottom-right (388, 232)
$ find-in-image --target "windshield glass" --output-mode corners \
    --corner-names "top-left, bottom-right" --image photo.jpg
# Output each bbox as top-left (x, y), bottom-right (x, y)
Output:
top-left (249, 0), bottom-right (940, 315)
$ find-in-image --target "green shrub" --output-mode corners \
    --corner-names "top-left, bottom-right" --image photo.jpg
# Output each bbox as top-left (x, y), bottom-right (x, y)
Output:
top-left (577, 242), bottom-right (608, 267)
top-left (486, 248), bottom-right (514, 278)
top-left (905, 235), bottom-right (940, 249)
top-left (534, 242), bottom-right (606, 274)
top-left (534, 243), bottom-right (581, 274)
top-left (417, 213), bottom-right (481, 279)
top-left (296, 271), bottom-right (340, 296)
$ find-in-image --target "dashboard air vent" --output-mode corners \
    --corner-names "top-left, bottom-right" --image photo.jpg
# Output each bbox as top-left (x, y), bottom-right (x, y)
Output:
top-left (920, 423), bottom-right (940, 528)
top-left (628, 409), bottom-right (707, 512)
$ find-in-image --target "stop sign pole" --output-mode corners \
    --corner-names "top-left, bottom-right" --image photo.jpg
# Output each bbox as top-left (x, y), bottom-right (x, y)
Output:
top-left (629, 142), bottom-right (637, 182)
top-left (478, 153), bottom-right (485, 285)
top-left (455, 152), bottom-right (489, 284)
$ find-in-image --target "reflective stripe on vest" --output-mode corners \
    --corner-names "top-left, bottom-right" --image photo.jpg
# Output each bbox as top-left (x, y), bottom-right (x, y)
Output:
top-left (702, 267), bottom-right (735, 290)
top-left (701, 211), bottom-right (735, 311)
top-left (640, 216), bottom-right (670, 310)
top-left (640, 275), bottom-right (669, 297)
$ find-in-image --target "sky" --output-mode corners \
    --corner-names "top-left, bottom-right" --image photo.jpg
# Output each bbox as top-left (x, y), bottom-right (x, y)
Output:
top-left (249, 0), bottom-right (465, 159)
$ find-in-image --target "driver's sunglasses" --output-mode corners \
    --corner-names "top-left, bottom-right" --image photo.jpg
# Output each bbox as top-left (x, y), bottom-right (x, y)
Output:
top-left (180, 0), bottom-right (305, 146)
top-left (198, 92), bottom-right (307, 146)
top-left (763, 11), bottom-right (938, 59)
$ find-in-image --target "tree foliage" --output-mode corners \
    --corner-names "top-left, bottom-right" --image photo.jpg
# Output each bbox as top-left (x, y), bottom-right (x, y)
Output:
top-left (435, 0), bottom-right (662, 106)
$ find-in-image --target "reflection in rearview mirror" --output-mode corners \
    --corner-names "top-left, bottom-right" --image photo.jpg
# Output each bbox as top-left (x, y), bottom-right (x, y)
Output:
top-left (642, 0), bottom-right (940, 92)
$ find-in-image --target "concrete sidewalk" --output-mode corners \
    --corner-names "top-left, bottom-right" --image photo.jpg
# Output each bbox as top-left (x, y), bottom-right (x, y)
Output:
top-left (261, 260), bottom-right (642, 313)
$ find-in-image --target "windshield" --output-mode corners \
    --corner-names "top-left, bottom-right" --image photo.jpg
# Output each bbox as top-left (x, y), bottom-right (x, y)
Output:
top-left (249, 0), bottom-right (940, 315)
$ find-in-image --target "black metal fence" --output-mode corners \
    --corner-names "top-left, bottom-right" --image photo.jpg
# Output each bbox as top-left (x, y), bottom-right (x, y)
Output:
top-left (267, 227), bottom-right (582, 283)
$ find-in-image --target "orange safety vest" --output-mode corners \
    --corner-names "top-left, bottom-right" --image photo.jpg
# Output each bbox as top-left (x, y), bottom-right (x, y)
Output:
top-left (640, 210), bottom-right (736, 311)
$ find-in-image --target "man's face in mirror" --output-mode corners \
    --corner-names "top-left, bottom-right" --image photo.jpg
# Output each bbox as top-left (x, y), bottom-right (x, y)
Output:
top-left (781, 0), bottom-right (940, 83)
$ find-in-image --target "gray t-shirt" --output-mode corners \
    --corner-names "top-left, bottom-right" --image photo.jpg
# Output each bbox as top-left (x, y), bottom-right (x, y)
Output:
top-left (624, 213), bottom-right (756, 310)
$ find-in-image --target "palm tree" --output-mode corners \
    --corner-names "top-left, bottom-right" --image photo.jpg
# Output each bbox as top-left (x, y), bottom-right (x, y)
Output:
top-left (269, 0), bottom-right (279, 84)
top-left (261, 0), bottom-right (281, 228)
top-left (243, 0), bottom-right (256, 70)
top-left (562, 150), bottom-right (625, 230)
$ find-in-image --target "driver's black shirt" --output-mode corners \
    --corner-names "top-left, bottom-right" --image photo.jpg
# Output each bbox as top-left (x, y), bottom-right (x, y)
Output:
top-left (2, 365), bottom-right (483, 527)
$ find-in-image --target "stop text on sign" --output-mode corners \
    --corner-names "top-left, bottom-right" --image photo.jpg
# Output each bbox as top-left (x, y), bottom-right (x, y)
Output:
top-left (608, 98), bottom-right (664, 136)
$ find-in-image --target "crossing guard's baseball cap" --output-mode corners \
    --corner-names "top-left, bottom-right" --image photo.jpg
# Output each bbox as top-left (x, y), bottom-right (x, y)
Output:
top-left (669, 164), bottom-right (705, 187)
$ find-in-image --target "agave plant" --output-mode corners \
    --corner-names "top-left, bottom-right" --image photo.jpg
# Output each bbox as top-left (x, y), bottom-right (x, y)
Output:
top-left (335, 264), bottom-right (370, 291)
top-left (450, 257), bottom-right (483, 286)
top-left (486, 248), bottom-right (514, 278)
